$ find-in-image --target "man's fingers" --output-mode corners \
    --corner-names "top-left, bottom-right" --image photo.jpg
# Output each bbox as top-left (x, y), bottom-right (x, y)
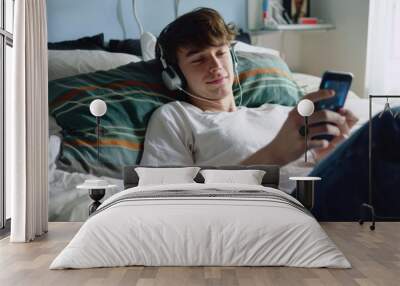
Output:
top-left (308, 139), bottom-right (329, 150)
top-left (308, 109), bottom-right (350, 135)
top-left (308, 110), bottom-right (346, 126)
top-left (338, 108), bottom-right (359, 127)
top-left (331, 134), bottom-right (348, 145)
top-left (308, 124), bottom-right (341, 138)
top-left (341, 123), bottom-right (350, 135)
top-left (303, 89), bottom-right (335, 103)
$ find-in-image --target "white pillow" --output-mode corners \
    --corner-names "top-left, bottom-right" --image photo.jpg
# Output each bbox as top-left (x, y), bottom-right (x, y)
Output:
top-left (200, 169), bottom-right (266, 185)
top-left (234, 41), bottom-right (280, 57)
top-left (49, 115), bottom-right (62, 136)
top-left (135, 167), bottom-right (201, 186)
top-left (49, 135), bottom-right (61, 171)
top-left (291, 73), bottom-right (322, 94)
top-left (48, 49), bottom-right (142, 81)
top-left (140, 32), bottom-right (157, 61)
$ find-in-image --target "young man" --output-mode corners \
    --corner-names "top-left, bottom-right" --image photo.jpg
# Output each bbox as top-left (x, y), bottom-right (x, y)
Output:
top-left (140, 8), bottom-right (400, 221)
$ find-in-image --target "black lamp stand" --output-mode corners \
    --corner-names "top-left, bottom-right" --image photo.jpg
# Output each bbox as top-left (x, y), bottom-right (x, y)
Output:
top-left (88, 116), bottom-right (104, 215)
top-left (304, 116), bottom-right (308, 162)
top-left (295, 180), bottom-right (315, 210)
top-left (96, 116), bottom-right (101, 161)
top-left (88, 188), bottom-right (106, 215)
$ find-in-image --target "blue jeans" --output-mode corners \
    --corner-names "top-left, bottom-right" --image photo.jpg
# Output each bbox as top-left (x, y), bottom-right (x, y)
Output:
top-left (309, 107), bottom-right (400, 221)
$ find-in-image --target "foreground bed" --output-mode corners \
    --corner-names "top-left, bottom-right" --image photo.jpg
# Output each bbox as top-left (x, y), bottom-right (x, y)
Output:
top-left (50, 169), bottom-right (350, 269)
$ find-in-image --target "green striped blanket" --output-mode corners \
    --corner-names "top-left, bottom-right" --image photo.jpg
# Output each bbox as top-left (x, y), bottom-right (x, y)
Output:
top-left (49, 52), bottom-right (303, 178)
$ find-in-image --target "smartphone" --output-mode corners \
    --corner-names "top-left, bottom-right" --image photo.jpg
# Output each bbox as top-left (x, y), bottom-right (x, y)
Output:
top-left (312, 71), bottom-right (353, 141)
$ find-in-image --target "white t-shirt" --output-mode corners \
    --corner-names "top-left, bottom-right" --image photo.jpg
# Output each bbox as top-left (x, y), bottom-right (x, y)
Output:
top-left (141, 101), bottom-right (293, 165)
top-left (140, 101), bottom-right (314, 193)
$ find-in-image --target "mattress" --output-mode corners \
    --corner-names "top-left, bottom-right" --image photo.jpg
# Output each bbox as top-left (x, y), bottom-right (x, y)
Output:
top-left (50, 183), bottom-right (351, 269)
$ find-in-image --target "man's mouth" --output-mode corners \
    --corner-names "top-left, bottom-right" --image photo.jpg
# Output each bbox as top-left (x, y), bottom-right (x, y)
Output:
top-left (206, 76), bottom-right (227, 85)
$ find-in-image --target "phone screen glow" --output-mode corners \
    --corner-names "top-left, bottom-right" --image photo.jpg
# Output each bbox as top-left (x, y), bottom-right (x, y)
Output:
top-left (319, 80), bottom-right (350, 109)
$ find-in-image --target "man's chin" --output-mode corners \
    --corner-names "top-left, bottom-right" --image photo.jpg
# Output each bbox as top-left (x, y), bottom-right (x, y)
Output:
top-left (214, 87), bottom-right (233, 99)
top-left (207, 85), bottom-right (233, 98)
top-left (188, 85), bottom-right (233, 102)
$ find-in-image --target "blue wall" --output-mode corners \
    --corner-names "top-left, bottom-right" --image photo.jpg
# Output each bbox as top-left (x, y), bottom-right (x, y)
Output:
top-left (47, 0), bottom-right (247, 42)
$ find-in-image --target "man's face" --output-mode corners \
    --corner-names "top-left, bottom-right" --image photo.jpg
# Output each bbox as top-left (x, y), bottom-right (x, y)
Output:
top-left (176, 44), bottom-right (235, 101)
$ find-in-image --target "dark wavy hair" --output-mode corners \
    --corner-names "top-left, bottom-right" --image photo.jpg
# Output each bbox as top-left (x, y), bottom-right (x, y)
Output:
top-left (156, 7), bottom-right (237, 66)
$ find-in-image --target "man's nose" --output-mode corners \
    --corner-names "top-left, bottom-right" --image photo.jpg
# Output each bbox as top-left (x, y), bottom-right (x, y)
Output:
top-left (209, 55), bottom-right (223, 72)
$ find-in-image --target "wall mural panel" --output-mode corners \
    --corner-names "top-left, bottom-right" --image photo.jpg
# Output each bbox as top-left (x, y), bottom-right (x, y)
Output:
top-left (47, 0), bottom-right (400, 226)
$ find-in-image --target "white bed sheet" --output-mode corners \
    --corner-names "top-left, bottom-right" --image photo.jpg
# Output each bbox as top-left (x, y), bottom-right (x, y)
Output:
top-left (50, 183), bottom-right (351, 269)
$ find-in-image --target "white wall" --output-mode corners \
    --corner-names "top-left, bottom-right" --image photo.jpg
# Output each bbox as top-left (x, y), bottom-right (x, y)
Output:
top-left (299, 0), bottom-right (370, 97)
top-left (47, 0), bottom-right (247, 42)
top-left (251, 31), bottom-right (304, 71)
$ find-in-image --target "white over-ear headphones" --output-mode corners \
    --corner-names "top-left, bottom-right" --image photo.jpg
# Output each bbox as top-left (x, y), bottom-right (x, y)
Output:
top-left (158, 43), bottom-right (184, 91)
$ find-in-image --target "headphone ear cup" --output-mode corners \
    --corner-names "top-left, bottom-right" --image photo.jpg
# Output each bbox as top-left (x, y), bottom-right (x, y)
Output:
top-left (161, 66), bottom-right (183, 90)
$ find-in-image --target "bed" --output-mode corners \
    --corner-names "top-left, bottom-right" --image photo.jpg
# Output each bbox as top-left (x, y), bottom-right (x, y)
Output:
top-left (50, 165), bottom-right (351, 269)
top-left (47, 36), bottom-right (385, 222)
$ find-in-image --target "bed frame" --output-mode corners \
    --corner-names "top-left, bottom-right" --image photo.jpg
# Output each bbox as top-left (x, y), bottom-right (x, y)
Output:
top-left (123, 165), bottom-right (280, 189)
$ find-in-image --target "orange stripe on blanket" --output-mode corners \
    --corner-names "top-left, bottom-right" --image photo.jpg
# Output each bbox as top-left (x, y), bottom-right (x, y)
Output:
top-left (65, 138), bottom-right (143, 151)
top-left (238, 68), bottom-right (290, 82)
top-left (49, 80), bottom-right (175, 109)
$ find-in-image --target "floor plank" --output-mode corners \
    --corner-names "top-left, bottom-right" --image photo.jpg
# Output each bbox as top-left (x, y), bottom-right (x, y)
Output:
top-left (0, 222), bottom-right (399, 286)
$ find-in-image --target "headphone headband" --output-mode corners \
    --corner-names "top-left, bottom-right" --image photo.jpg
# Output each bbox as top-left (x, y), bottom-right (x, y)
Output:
top-left (158, 43), bottom-right (168, 69)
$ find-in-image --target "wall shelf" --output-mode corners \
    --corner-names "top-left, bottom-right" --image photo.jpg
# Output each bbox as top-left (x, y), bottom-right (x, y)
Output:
top-left (249, 24), bottom-right (335, 35)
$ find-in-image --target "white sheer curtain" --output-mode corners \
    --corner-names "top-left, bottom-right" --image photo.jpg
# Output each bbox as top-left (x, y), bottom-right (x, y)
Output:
top-left (365, 0), bottom-right (400, 95)
top-left (7, 0), bottom-right (48, 242)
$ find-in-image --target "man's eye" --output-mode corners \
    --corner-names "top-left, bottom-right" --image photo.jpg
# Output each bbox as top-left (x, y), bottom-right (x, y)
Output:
top-left (191, 58), bottom-right (203, 64)
top-left (217, 51), bottom-right (227, 57)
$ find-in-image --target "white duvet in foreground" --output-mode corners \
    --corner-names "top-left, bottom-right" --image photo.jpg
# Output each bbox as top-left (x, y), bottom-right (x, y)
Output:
top-left (50, 183), bottom-right (350, 269)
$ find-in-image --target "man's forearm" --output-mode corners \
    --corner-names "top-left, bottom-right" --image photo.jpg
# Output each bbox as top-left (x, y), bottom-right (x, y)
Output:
top-left (240, 142), bottom-right (289, 166)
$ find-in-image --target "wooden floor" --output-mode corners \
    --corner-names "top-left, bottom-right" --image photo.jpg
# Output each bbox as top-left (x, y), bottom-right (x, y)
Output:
top-left (0, 222), bottom-right (399, 286)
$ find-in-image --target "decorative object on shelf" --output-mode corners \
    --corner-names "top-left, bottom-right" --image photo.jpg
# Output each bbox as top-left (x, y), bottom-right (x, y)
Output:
top-left (298, 17), bottom-right (318, 25)
top-left (359, 94), bottom-right (400, 231)
top-left (262, 0), bottom-right (269, 25)
top-left (262, 0), bottom-right (279, 29)
top-left (283, 0), bottom-right (310, 23)
top-left (248, 0), bottom-right (289, 30)
top-left (77, 179), bottom-right (117, 215)
top-left (248, 0), bottom-right (333, 31)
top-left (289, 177), bottom-right (321, 210)
top-left (297, 98), bottom-right (314, 163)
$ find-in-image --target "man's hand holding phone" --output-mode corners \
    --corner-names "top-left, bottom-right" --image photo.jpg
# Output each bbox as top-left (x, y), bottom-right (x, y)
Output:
top-left (310, 107), bottom-right (359, 161)
top-left (311, 71), bottom-right (354, 141)
top-left (303, 90), bottom-right (348, 140)
top-left (268, 89), bottom-right (358, 165)
top-left (266, 71), bottom-right (358, 165)
top-left (303, 71), bottom-right (359, 160)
